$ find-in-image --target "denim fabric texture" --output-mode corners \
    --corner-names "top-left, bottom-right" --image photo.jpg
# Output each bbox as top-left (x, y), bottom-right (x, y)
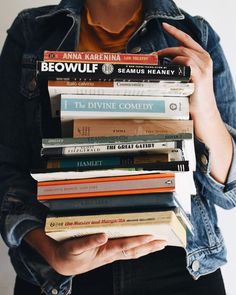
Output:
top-left (0, 0), bottom-right (236, 294)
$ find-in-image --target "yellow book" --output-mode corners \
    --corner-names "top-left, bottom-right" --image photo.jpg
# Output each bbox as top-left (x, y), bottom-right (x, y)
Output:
top-left (45, 210), bottom-right (186, 248)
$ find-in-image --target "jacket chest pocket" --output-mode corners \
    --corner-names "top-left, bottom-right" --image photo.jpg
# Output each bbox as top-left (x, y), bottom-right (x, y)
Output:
top-left (20, 54), bottom-right (40, 99)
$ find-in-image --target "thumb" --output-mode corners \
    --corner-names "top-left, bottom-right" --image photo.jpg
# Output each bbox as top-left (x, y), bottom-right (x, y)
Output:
top-left (64, 233), bottom-right (108, 255)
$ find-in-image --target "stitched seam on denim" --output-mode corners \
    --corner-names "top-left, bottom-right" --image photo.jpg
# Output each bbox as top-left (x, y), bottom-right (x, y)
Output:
top-left (196, 16), bottom-right (208, 49)
top-left (187, 240), bottom-right (225, 258)
top-left (192, 194), bottom-right (216, 246)
top-left (224, 190), bottom-right (236, 206)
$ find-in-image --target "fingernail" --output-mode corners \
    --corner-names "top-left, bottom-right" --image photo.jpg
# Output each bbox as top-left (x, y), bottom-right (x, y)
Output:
top-left (162, 22), bottom-right (171, 27)
top-left (159, 241), bottom-right (167, 248)
top-left (145, 235), bottom-right (156, 242)
top-left (96, 234), bottom-right (107, 244)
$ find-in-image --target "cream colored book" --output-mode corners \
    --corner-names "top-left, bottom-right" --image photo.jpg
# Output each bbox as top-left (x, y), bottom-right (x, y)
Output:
top-left (45, 210), bottom-right (186, 248)
top-left (73, 119), bottom-right (193, 138)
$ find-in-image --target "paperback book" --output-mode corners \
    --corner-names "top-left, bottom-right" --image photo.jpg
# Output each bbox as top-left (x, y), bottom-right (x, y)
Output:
top-left (37, 61), bottom-right (191, 82)
top-left (59, 94), bottom-right (190, 121)
top-left (43, 51), bottom-right (159, 64)
top-left (45, 210), bottom-right (187, 247)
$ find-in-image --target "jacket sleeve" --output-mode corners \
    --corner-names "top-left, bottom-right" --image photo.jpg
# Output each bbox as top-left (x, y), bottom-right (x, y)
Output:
top-left (0, 12), bottom-right (47, 248)
top-left (193, 17), bottom-right (236, 209)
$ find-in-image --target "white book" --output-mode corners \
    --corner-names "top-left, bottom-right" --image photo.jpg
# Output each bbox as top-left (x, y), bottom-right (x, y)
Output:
top-left (41, 140), bottom-right (181, 157)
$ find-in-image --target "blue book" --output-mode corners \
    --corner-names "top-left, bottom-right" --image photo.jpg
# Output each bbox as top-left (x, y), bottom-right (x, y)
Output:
top-left (43, 192), bottom-right (178, 212)
top-left (60, 94), bottom-right (189, 121)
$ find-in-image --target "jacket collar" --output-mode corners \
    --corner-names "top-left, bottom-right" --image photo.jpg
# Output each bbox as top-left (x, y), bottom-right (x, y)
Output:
top-left (36, 0), bottom-right (184, 21)
top-left (143, 0), bottom-right (184, 20)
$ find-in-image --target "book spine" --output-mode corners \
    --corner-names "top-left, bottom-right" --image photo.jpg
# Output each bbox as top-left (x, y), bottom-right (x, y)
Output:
top-left (43, 192), bottom-right (177, 212)
top-left (43, 160), bottom-right (189, 172)
top-left (43, 150), bottom-right (185, 170)
top-left (45, 153), bottom-right (171, 166)
top-left (41, 140), bottom-right (181, 157)
top-left (60, 95), bottom-right (189, 121)
top-left (45, 211), bottom-right (186, 247)
top-left (37, 174), bottom-right (175, 198)
top-left (43, 51), bottom-right (158, 64)
top-left (37, 61), bottom-right (191, 81)
top-left (43, 134), bottom-right (192, 146)
top-left (48, 81), bottom-right (194, 97)
top-left (73, 119), bottom-right (193, 138)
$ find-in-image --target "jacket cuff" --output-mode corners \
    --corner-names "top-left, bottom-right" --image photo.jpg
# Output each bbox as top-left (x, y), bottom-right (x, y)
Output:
top-left (194, 123), bottom-right (236, 209)
top-left (3, 216), bottom-right (44, 248)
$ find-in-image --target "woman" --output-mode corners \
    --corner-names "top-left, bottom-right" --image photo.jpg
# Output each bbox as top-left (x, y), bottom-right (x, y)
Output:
top-left (0, 0), bottom-right (236, 294)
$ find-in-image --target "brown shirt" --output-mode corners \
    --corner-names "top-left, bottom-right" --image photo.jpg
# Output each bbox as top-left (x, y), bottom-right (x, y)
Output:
top-left (78, 3), bottom-right (143, 53)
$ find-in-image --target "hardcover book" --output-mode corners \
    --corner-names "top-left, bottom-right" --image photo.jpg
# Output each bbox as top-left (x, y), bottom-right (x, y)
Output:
top-left (42, 192), bottom-right (179, 212)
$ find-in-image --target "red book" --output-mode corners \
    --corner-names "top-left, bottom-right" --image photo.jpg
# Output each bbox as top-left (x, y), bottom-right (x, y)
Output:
top-left (43, 50), bottom-right (158, 65)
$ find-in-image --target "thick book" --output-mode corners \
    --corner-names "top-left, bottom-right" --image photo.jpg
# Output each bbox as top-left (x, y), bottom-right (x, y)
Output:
top-left (72, 119), bottom-right (193, 139)
top-left (59, 94), bottom-right (190, 121)
top-left (37, 61), bottom-right (191, 82)
top-left (41, 139), bottom-right (182, 158)
top-left (48, 80), bottom-right (194, 100)
top-left (45, 210), bottom-right (187, 247)
top-left (43, 51), bottom-right (158, 64)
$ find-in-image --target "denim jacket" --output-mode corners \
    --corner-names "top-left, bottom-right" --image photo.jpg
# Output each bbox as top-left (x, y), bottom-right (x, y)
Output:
top-left (1, 0), bottom-right (236, 294)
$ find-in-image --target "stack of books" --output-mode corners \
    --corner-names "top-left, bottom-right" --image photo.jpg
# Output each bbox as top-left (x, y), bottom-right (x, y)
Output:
top-left (33, 51), bottom-right (196, 248)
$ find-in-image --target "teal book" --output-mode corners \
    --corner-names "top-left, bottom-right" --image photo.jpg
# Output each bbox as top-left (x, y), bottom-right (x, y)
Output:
top-left (60, 94), bottom-right (189, 121)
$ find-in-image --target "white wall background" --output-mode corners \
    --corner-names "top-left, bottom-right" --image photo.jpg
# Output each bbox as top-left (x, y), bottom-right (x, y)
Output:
top-left (0, 1), bottom-right (235, 295)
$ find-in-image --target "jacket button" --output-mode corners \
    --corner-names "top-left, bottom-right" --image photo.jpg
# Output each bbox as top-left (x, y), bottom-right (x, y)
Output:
top-left (200, 154), bottom-right (208, 166)
top-left (192, 260), bottom-right (200, 272)
top-left (28, 78), bottom-right (37, 92)
top-left (51, 289), bottom-right (58, 295)
top-left (140, 27), bottom-right (147, 36)
top-left (131, 46), bottom-right (142, 53)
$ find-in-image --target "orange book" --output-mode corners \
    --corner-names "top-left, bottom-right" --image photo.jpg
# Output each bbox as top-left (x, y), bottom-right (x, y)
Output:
top-left (37, 172), bottom-right (175, 201)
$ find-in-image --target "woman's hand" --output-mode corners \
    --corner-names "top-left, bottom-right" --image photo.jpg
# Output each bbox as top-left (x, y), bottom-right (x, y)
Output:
top-left (157, 22), bottom-right (233, 184)
top-left (158, 22), bottom-right (217, 117)
top-left (25, 228), bottom-right (166, 276)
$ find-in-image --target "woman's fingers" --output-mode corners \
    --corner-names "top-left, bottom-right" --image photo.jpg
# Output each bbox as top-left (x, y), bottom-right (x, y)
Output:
top-left (157, 24), bottom-right (213, 82)
top-left (118, 239), bottom-right (167, 260)
top-left (63, 233), bottom-right (108, 255)
top-left (161, 22), bottom-right (204, 52)
top-left (157, 46), bottom-right (208, 68)
top-left (105, 235), bottom-right (157, 254)
top-left (97, 235), bottom-right (167, 262)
